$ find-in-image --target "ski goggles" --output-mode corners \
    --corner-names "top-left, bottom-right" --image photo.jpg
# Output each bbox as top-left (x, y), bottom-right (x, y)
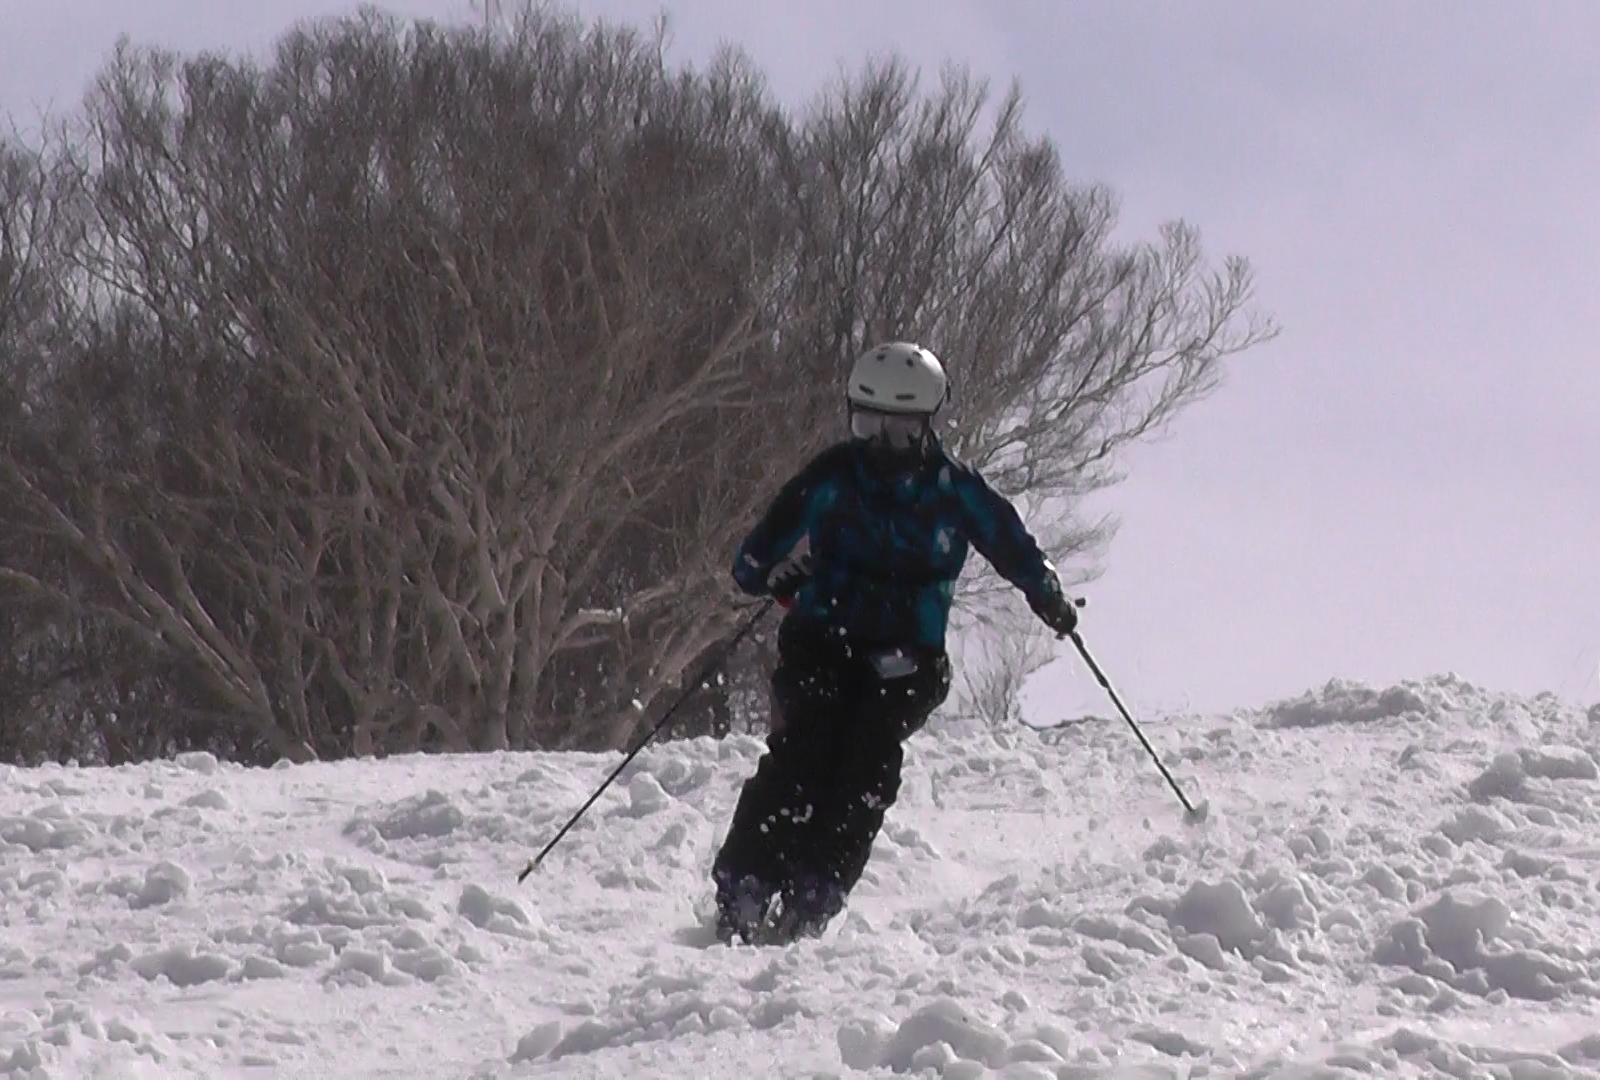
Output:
top-left (849, 407), bottom-right (930, 451)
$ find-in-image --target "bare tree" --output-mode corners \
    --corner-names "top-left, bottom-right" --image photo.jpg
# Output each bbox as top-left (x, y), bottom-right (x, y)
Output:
top-left (950, 609), bottom-right (1057, 729)
top-left (709, 59), bottom-right (1274, 721)
top-left (0, 12), bottom-right (840, 760)
top-left (781, 60), bottom-right (1274, 623)
top-left (0, 135), bottom-right (98, 764)
top-left (0, 11), bottom-right (1272, 764)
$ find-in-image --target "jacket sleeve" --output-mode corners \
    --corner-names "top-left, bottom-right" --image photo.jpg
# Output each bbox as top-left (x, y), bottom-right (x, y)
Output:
top-left (730, 449), bottom-right (840, 597)
top-left (949, 462), bottom-right (1064, 612)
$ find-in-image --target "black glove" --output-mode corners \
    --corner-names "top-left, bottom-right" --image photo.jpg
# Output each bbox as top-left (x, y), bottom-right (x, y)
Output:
top-left (1032, 587), bottom-right (1080, 636)
top-left (766, 551), bottom-right (813, 607)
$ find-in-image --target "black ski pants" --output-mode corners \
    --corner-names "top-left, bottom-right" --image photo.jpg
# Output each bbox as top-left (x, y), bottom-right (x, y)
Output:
top-left (711, 615), bottom-right (951, 904)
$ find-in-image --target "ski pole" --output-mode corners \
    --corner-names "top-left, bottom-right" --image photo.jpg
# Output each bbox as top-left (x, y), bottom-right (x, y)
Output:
top-left (518, 598), bottom-right (775, 883)
top-left (1063, 625), bottom-right (1208, 823)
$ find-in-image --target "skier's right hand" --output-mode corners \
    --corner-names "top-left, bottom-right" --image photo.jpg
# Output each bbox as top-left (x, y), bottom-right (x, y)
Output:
top-left (766, 551), bottom-right (813, 607)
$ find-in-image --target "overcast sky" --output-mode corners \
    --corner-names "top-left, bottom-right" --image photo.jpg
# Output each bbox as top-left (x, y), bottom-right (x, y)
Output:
top-left (4, 1), bottom-right (1597, 720)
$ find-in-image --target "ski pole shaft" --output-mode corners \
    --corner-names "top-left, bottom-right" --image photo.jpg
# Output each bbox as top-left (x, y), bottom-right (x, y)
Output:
top-left (518, 598), bottom-right (774, 883)
top-left (1065, 629), bottom-right (1199, 816)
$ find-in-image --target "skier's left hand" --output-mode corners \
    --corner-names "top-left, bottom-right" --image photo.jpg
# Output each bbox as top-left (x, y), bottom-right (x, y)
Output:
top-left (1032, 589), bottom-right (1080, 637)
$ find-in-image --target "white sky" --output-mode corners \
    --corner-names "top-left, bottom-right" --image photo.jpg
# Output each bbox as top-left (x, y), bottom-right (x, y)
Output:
top-left (4, 0), bottom-right (1597, 719)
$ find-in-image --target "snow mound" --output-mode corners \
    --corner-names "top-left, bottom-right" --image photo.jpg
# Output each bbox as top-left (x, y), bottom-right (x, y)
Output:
top-left (535, 968), bottom-right (759, 1060)
top-left (130, 942), bottom-right (234, 987)
top-left (172, 749), bottom-right (221, 775)
top-left (870, 998), bottom-right (1010, 1073)
top-left (0, 1001), bottom-right (186, 1076)
top-left (1374, 888), bottom-right (1593, 1002)
top-left (1, 676), bottom-right (1596, 1078)
top-left (615, 772), bottom-right (673, 817)
top-left (1466, 747), bottom-right (1600, 824)
top-left (0, 805), bottom-right (94, 852)
top-left (1469, 746), bottom-right (1598, 804)
top-left (350, 788), bottom-right (466, 841)
top-left (458, 882), bottom-right (542, 938)
top-left (130, 861), bottom-right (192, 909)
top-left (341, 787), bottom-right (527, 867)
top-left (1258, 677), bottom-right (1435, 728)
top-left (832, 999), bottom-right (1155, 1077)
top-left (1245, 1025), bottom-right (1600, 1080)
top-left (1167, 879), bottom-right (1267, 955)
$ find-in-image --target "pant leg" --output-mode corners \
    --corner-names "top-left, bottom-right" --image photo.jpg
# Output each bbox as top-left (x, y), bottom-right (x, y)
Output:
top-left (710, 618), bottom-right (848, 915)
top-left (775, 637), bottom-right (951, 935)
top-left (709, 725), bottom-right (837, 890)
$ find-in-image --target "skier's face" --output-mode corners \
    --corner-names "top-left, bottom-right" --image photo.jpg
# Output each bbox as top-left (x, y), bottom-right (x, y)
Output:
top-left (849, 407), bottom-right (928, 454)
top-left (849, 407), bottom-right (931, 476)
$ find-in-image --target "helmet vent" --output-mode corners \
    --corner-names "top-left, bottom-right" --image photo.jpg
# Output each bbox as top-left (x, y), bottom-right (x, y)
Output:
top-left (856, 383), bottom-right (876, 396)
top-left (894, 392), bottom-right (916, 401)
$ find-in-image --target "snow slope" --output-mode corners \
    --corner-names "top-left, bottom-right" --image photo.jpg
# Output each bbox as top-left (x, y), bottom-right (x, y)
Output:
top-left (3, 675), bottom-right (1600, 1079)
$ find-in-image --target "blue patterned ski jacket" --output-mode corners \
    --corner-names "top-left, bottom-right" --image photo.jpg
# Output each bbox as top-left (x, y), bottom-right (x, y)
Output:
top-left (732, 439), bottom-right (1064, 649)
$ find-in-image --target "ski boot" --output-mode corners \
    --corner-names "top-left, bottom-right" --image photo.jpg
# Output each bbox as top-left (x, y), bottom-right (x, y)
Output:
top-left (713, 871), bottom-right (776, 946)
top-left (762, 875), bottom-right (847, 945)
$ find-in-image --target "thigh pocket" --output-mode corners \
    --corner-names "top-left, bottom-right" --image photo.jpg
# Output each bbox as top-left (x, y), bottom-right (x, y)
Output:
top-left (869, 648), bottom-right (920, 680)
top-left (870, 647), bottom-right (950, 739)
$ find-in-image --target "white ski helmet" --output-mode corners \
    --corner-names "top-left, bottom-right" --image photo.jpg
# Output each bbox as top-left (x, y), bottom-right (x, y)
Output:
top-left (846, 342), bottom-right (948, 416)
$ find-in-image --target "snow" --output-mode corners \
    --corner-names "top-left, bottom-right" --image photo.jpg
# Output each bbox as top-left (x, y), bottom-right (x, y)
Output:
top-left (2, 674), bottom-right (1600, 1078)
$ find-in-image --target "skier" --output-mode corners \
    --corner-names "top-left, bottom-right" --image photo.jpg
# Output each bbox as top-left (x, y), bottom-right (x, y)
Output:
top-left (711, 341), bottom-right (1081, 945)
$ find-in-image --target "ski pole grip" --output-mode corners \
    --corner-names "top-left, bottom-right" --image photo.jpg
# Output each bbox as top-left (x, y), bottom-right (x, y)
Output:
top-left (1053, 596), bottom-right (1087, 640)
